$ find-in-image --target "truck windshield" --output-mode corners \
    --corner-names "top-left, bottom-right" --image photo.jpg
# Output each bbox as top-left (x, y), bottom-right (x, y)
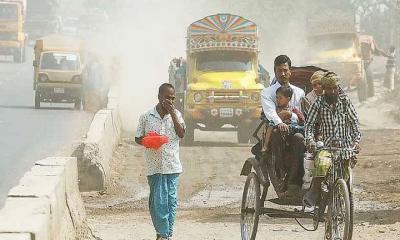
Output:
top-left (196, 51), bottom-right (253, 72)
top-left (41, 52), bottom-right (80, 71)
top-left (0, 4), bottom-right (18, 20)
top-left (310, 35), bottom-right (354, 51)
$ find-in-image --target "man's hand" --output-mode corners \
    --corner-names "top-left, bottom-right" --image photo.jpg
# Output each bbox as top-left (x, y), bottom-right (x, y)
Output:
top-left (277, 123), bottom-right (290, 135)
top-left (163, 99), bottom-right (175, 114)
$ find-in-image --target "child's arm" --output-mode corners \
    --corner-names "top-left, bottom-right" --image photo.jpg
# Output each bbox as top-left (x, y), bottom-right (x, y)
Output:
top-left (292, 108), bottom-right (305, 125)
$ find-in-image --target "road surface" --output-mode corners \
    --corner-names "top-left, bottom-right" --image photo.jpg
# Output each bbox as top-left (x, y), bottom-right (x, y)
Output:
top-left (0, 49), bottom-right (93, 207)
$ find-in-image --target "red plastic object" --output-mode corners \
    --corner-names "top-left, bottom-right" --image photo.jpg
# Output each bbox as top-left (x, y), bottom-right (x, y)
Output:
top-left (142, 131), bottom-right (169, 149)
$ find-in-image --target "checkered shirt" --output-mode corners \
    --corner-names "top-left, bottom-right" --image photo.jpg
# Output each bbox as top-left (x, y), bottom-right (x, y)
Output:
top-left (305, 94), bottom-right (361, 159)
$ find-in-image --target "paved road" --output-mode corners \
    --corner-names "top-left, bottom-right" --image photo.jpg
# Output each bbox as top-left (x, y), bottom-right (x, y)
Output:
top-left (0, 48), bottom-right (94, 207)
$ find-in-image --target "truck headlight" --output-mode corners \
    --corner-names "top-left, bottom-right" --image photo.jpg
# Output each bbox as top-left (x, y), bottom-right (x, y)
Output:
top-left (38, 74), bottom-right (48, 82)
top-left (250, 93), bottom-right (260, 102)
top-left (194, 92), bottom-right (202, 103)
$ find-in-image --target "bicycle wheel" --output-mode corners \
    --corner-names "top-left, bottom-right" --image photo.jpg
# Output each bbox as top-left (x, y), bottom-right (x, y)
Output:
top-left (325, 179), bottom-right (351, 240)
top-left (241, 172), bottom-right (261, 240)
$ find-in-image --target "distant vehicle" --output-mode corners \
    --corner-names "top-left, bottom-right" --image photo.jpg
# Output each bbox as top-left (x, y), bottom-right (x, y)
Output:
top-left (78, 10), bottom-right (109, 34)
top-left (61, 17), bottom-right (79, 36)
top-left (26, 0), bottom-right (61, 40)
top-left (0, 0), bottom-right (27, 62)
top-left (305, 8), bottom-right (367, 102)
top-left (33, 35), bottom-right (86, 109)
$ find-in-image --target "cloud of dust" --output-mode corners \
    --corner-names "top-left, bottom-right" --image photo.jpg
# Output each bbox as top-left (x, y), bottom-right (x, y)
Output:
top-left (83, 0), bottom-right (314, 131)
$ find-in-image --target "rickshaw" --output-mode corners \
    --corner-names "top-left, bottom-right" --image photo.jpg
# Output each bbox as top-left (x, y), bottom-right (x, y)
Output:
top-left (240, 66), bottom-right (357, 240)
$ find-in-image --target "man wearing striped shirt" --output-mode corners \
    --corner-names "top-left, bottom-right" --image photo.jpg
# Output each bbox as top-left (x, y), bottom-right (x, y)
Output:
top-left (303, 72), bottom-right (361, 206)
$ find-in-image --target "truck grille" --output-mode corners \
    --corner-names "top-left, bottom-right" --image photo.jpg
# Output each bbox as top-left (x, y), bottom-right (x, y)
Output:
top-left (207, 90), bottom-right (243, 103)
top-left (0, 32), bottom-right (17, 41)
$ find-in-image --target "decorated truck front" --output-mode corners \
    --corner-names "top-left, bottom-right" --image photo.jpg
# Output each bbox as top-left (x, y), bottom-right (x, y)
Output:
top-left (182, 14), bottom-right (265, 144)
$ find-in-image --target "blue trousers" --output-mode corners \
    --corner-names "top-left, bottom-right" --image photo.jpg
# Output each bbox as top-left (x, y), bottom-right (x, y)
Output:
top-left (147, 173), bottom-right (180, 238)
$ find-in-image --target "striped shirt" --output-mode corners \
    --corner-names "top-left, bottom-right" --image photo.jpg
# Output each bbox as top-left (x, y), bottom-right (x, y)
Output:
top-left (305, 94), bottom-right (361, 159)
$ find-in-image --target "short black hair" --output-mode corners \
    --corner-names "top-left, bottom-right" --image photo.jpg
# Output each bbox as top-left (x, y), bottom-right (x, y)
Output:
top-left (158, 83), bottom-right (175, 95)
top-left (274, 55), bottom-right (292, 68)
top-left (276, 86), bottom-right (293, 99)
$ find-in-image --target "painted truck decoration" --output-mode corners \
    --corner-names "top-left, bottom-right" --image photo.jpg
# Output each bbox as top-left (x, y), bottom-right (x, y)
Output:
top-left (169, 14), bottom-right (268, 144)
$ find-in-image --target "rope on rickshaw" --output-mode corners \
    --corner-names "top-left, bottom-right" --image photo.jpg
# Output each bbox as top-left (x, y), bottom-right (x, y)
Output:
top-left (294, 206), bottom-right (319, 231)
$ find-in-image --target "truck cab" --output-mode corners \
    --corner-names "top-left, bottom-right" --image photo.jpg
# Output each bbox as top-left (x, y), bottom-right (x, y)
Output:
top-left (306, 9), bottom-right (367, 102)
top-left (0, 0), bottom-right (27, 62)
top-left (33, 35), bottom-right (85, 109)
top-left (170, 14), bottom-right (267, 144)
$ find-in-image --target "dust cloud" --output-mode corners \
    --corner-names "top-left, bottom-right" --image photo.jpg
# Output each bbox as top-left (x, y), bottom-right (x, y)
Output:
top-left (105, 0), bottom-right (313, 131)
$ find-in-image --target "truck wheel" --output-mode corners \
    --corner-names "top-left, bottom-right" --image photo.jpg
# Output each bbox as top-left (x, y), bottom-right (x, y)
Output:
top-left (22, 47), bottom-right (26, 63)
top-left (182, 122), bottom-right (194, 145)
top-left (238, 125), bottom-right (250, 144)
top-left (366, 67), bottom-right (374, 98)
top-left (13, 48), bottom-right (23, 63)
top-left (34, 92), bottom-right (41, 109)
top-left (357, 77), bottom-right (367, 102)
top-left (74, 97), bottom-right (82, 110)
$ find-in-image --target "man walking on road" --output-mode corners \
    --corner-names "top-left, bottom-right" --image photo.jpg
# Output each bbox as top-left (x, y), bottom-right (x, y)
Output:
top-left (135, 83), bottom-right (185, 240)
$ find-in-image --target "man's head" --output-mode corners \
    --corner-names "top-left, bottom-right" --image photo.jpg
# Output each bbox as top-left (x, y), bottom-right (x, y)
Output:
top-left (310, 70), bottom-right (325, 96)
top-left (274, 55), bottom-right (292, 85)
top-left (276, 86), bottom-right (293, 108)
top-left (321, 72), bottom-right (340, 104)
top-left (158, 83), bottom-right (176, 111)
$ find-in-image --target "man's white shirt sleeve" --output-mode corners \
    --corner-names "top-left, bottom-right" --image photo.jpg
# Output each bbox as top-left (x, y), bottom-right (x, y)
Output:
top-left (135, 114), bottom-right (145, 138)
top-left (261, 87), bottom-right (283, 126)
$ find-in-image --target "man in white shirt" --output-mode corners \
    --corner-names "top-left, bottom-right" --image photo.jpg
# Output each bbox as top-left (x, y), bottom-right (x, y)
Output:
top-left (135, 83), bottom-right (185, 240)
top-left (261, 55), bottom-right (306, 197)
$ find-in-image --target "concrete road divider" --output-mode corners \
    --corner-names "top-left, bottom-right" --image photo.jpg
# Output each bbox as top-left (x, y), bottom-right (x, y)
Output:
top-left (0, 157), bottom-right (92, 240)
top-left (78, 83), bottom-right (121, 191)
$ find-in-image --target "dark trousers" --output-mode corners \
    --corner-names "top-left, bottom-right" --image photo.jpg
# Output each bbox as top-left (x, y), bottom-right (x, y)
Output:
top-left (271, 129), bottom-right (305, 186)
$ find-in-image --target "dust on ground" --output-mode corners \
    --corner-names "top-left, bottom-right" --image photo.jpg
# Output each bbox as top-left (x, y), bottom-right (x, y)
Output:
top-left (83, 82), bottom-right (400, 240)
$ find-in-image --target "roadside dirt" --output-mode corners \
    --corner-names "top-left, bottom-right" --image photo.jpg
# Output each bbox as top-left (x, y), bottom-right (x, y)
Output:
top-left (83, 82), bottom-right (400, 240)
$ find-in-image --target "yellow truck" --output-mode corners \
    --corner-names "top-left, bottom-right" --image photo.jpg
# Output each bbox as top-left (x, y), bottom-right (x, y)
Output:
top-left (0, 0), bottom-right (27, 62)
top-left (33, 35), bottom-right (85, 109)
top-left (169, 14), bottom-right (268, 144)
top-left (306, 9), bottom-right (367, 102)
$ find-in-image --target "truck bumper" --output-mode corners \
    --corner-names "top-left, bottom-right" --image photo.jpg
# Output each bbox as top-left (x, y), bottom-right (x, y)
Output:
top-left (185, 106), bottom-right (262, 129)
top-left (36, 83), bottom-right (82, 103)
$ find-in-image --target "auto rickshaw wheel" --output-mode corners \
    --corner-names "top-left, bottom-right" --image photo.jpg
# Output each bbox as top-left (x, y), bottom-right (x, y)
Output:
top-left (241, 172), bottom-right (261, 240)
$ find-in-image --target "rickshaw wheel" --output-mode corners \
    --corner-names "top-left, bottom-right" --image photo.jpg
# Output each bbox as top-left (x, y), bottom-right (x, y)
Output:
top-left (241, 172), bottom-right (261, 240)
top-left (325, 179), bottom-right (351, 240)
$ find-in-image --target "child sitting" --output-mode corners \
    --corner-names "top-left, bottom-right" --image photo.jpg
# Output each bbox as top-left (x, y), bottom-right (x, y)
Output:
top-left (262, 86), bottom-right (305, 152)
